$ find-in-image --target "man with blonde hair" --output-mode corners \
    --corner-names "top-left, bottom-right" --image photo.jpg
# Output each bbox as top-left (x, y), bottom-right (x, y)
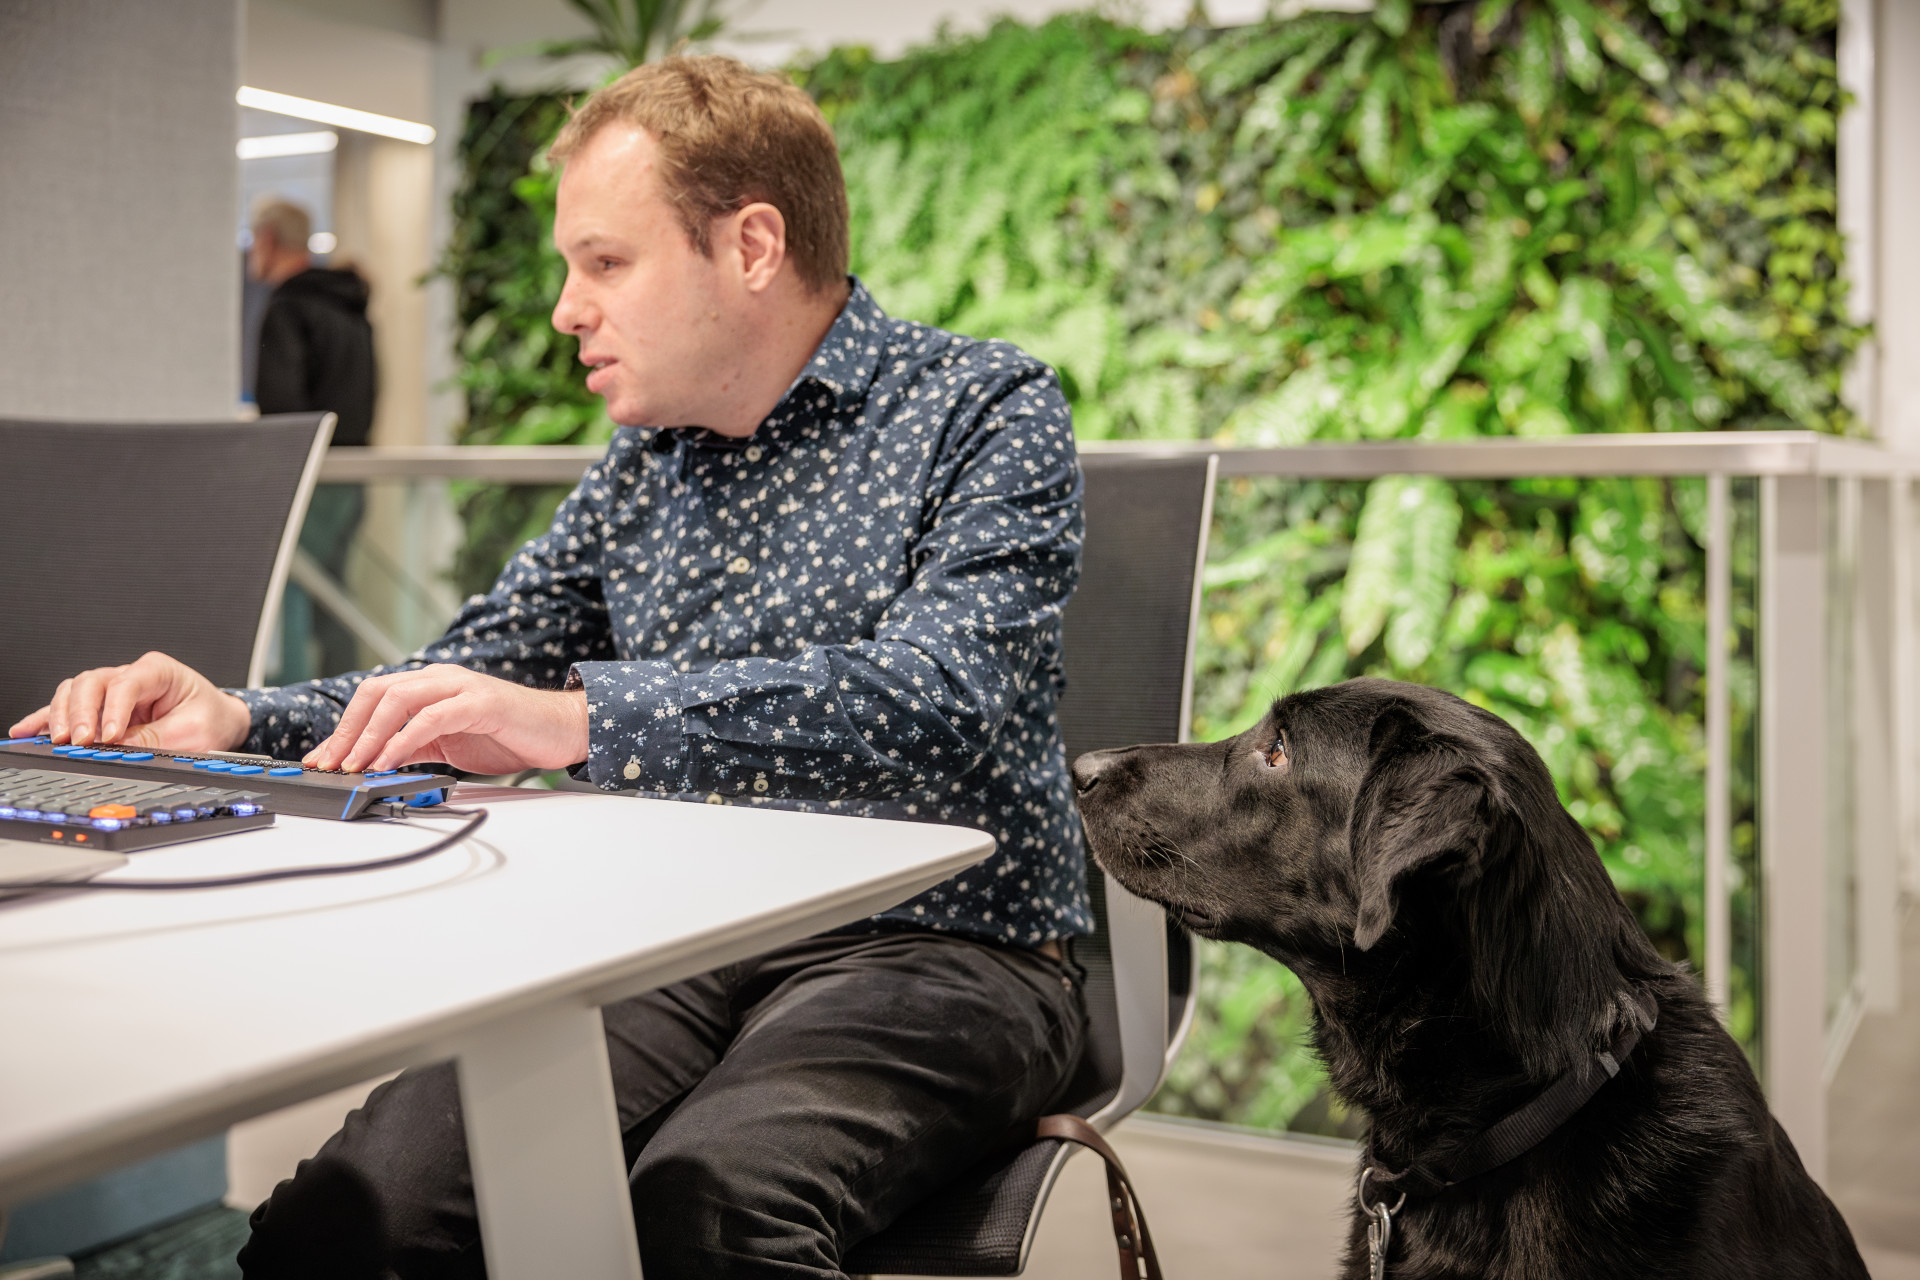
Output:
top-left (18, 57), bottom-right (1089, 1278)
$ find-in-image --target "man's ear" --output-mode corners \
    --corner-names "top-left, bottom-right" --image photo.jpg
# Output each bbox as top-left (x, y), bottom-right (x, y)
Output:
top-left (1349, 705), bottom-right (1498, 951)
top-left (732, 201), bottom-right (788, 292)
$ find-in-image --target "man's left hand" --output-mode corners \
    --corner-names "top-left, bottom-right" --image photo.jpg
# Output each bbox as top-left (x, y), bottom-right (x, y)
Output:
top-left (304, 665), bottom-right (590, 776)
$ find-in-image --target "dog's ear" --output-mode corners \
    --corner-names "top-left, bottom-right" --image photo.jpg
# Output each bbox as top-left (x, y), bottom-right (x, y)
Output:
top-left (1349, 693), bottom-right (1656, 1075)
top-left (1350, 704), bottom-right (1500, 951)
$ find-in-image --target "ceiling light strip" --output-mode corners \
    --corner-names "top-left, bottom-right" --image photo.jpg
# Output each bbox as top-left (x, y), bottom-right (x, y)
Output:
top-left (237, 87), bottom-right (435, 145)
top-left (237, 130), bottom-right (339, 160)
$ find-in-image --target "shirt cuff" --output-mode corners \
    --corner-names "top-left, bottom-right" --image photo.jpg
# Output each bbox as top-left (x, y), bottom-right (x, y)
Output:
top-left (569, 660), bottom-right (691, 792)
top-left (225, 686), bottom-right (340, 759)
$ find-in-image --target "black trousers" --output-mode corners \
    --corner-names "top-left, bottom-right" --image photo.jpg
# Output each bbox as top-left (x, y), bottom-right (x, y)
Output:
top-left (237, 932), bottom-right (1087, 1279)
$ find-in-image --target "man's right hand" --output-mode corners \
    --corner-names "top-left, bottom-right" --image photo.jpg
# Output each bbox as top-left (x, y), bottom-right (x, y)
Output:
top-left (8, 652), bottom-right (252, 752)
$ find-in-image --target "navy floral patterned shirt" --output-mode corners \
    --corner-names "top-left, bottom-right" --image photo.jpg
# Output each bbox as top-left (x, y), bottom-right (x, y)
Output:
top-left (235, 281), bottom-right (1094, 946)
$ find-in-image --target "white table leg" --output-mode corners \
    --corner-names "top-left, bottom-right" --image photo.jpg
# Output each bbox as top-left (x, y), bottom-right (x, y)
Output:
top-left (456, 1001), bottom-right (643, 1280)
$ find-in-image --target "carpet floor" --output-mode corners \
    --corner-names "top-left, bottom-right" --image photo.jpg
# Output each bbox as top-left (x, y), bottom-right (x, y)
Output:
top-left (70, 1207), bottom-right (247, 1280)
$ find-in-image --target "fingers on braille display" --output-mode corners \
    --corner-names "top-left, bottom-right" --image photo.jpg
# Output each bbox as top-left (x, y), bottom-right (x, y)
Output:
top-left (369, 697), bottom-right (468, 772)
top-left (340, 676), bottom-right (460, 771)
top-left (47, 677), bottom-right (78, 743)
top-left (99, 672), bottom-right (151, 745)
top-left (9, 705), bottom-right (52, 738)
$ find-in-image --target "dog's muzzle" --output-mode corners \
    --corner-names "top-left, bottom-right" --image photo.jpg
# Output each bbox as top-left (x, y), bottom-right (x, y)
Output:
top-left (1071, 750), bottom-right (1122, 794)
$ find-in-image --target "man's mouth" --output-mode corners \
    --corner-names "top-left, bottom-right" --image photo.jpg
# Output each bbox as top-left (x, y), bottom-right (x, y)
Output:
top-left (584, 357), bottom-right (617, 394)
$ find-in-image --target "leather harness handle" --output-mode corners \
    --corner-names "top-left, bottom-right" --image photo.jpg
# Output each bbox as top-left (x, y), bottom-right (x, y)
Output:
top-left (1036, 1114), bottom-right (1165, 1280)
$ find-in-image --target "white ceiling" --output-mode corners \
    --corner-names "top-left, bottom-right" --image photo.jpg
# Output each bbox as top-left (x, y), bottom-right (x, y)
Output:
top-left (245, 1), bottom-right (434, 123)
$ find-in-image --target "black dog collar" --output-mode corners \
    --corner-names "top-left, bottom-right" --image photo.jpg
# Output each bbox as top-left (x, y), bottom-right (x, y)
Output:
top-left (1361, 990), bottom-right (1659, 1200)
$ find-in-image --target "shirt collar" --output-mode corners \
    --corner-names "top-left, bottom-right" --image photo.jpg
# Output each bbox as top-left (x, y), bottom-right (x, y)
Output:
top-left (782, 276), bottom-right (887, 415)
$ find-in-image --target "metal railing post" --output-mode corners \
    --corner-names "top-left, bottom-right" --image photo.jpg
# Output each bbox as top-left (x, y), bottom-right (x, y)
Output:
top-left (1759, 474), bottom-right (1830, 1182)
top-left (1705, 473), bottom-right (1732, 1018)
top-left (1896, 477), bottom-right (1920, 896)
top-left (1856, 478), bottom-right (1901, 1012)
top-left (288, 549), bottom-right (411, 668)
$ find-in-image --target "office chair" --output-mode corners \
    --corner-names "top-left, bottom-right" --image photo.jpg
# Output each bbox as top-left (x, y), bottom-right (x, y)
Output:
top-left (0, 412), bottom-right (331, 1261)
top-left (846, 450), bottom-right (1217, 1278)
top-left (0, 413), bottom-right (333, 731)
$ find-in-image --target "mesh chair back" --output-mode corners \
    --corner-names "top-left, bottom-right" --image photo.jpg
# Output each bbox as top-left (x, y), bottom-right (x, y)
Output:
top-left (0, 415), bottom-right (331, 729)
top-left (846, 450), bottom-right (1215, 1277)
top-left (1057, 452), bottom-right (1213, 760)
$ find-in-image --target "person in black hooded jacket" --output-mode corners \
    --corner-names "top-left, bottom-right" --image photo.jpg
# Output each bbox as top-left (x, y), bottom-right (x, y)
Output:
top-left (249, 199), bottom-right (377, 679)
top-left (251, 200), bottom-right (376, 445)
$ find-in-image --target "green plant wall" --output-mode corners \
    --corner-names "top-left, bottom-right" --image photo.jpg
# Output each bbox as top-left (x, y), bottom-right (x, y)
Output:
top-left (441, 0), bottom-right (1859, 1132)
top-left (443, 89), bottom-right (617, 596)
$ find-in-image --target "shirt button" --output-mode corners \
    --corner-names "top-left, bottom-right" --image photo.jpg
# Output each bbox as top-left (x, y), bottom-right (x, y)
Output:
top-left (753, 777), bottom-right (769, 792)
top-left (727, 556), bottom-right (751, 574)
top-left (745, 445), bottom-right (763, 462)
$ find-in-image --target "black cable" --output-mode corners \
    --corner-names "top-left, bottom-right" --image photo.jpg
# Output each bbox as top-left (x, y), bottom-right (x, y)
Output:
top-left (0, 806), bottom-right (487, 893)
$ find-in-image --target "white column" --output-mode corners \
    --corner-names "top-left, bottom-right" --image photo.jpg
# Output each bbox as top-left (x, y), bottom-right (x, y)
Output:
top-left (1876, 0), bottom-right (1920, 451)
top-left (0, 0), bottom-right (240, 418)
top-left (1838, 0), bottom-right (1878, 424)
top-left (1760, 475), bottom-right (1829, 1182)
top-left (457, 1001), bottom-right (644, 1280)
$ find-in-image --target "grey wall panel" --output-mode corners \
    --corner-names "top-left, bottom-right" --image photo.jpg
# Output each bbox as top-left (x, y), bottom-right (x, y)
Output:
top-left (0, 0), bottom-right (240, 419)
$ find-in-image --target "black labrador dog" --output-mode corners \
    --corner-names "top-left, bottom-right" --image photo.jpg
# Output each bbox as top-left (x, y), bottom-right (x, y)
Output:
top-left (1074, 678), bottom-right (1867, 1279)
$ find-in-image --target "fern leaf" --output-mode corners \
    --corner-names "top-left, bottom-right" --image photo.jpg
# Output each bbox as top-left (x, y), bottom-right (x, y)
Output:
top-left (1341, 476), bottom-right (1410, 655)
top-left (1384, 477), bottom-right (1461, 670)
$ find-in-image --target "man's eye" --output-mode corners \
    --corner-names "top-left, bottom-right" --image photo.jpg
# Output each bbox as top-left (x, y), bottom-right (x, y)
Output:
top-left (1264, 737), bottom-right (1288, 771)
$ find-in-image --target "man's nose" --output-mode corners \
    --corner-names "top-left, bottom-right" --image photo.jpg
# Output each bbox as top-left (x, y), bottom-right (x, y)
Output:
top-left (551, 277), bottom-right (590, 335)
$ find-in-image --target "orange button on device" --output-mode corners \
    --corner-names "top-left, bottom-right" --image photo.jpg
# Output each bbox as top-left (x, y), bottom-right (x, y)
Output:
top-left (88, 804), bottom-right (137, 819)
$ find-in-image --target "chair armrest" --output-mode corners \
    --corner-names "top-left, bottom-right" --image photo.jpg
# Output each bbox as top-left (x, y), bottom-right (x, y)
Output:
top-left (1088, 871), bottom-right (1172, 1130)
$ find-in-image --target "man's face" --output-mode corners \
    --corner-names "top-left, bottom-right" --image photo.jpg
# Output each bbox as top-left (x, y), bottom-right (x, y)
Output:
top-left (551, 125), bottom-right (740, 429)
top-left (246, 229), bottom-right (275, 283)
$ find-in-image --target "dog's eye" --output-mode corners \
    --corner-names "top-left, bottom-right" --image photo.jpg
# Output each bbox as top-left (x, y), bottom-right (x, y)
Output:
top-left (1264, 736), bottom-right (1289, 772)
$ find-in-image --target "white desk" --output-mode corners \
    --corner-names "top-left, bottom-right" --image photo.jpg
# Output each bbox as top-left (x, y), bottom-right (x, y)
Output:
top-left (0, 787), bottom-right (992, 1278)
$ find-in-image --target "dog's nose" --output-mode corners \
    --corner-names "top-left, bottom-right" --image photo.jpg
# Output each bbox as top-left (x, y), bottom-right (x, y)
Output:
top-left (1072, 751), bottom-right (1117, 794)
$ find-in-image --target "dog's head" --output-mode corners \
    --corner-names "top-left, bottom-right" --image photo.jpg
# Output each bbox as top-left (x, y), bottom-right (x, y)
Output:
top-left (1075, 678), bottom-right (1662, 1071)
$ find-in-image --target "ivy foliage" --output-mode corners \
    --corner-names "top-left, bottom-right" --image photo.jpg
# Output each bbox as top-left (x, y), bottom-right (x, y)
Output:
top-left (441, 0), bottom-right (1856, 1130)
top-left (441, 89), bottom-right (612, 595)
top-left (803, 1), bottom-right (1855, 446)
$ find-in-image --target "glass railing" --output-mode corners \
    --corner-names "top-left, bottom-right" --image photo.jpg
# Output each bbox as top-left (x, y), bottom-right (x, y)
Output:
top-left (294, 432), bottom-right (1918, 1180)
